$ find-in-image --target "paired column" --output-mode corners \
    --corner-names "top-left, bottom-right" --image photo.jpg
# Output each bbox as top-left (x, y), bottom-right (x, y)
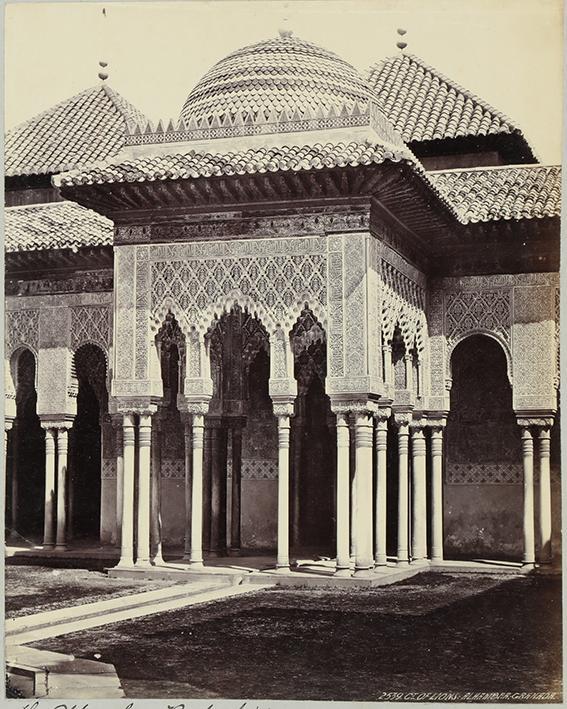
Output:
top-left (395, 416), bottom-right (410, 566)
top-left (410, 423), bottom-right (427, 563)
top-left (353, 411), bottom-right (374, 576)
top-left (374, 411), bottom-right (389, 567)
top-left (430, 422), bottom-right (445, 563)
top-left (334, 412), bottom-right (351, 576)
top-left (275, 408), bottom-right (292, 570)
top-left (54, 427), bottom-right (70, 551)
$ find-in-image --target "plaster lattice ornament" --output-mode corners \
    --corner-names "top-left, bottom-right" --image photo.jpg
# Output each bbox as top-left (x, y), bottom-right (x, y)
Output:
top-left (381, 260), bottom-right (426, 355)
top-left (101, 459), bottom-right (117, 479)
top-left (5, 309), bottom-right (40, 355)
top-left (160, 459), bottom-right (185, 479)
top-left (554, 288), bottom-right (560, 390)
top-left (71, 305), bottom-right (111, 352)
top-left (444, 290), bottom-right (511, 345)
top-left (150, 240), bottom-right (327, 335)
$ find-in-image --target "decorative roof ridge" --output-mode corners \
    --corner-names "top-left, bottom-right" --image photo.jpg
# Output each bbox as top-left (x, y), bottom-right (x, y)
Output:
top-left (100, 83), bottom-right (150, 130)
top-left (124, 100), bottom-right (376, 146)
top-left (428, 163), bottom-right (559, 175)
top-left (369, 52), bottom-right (521, 135)
top-left (5, 201), bottom-right (70, 212)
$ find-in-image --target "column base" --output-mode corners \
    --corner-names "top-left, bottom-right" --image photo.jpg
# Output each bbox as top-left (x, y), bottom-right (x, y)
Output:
top-left (42, 542), bottom-right (55, 549)
top-left (374, 555), bottom-right (387, 567)
top-left (274, 564), bottom-right (291, 574)
top-left (114, 559), bottom-right (135, 569)
top-left (430, 555), bottom-right (444, 564)
top-left (188, 559), bottom-right (204, 568)
top-left (134, 558), bottom-right (152, 568)
top-left (54, 544), bottom-right (67, 552)
top-left (334, 566), bottom-right (352, 577)
top-left (228, 547), bottom-right (242, 556)
top-left (522, 561), bottom-right (536, 570)
top-left (151, 555), bottom-right (165, 566)
top-left (397, 559), bottom-right (410, 567)
top-left (411, 558), bottom-right (429, 567)
top-left (353, 567), bottom-right (374, 578)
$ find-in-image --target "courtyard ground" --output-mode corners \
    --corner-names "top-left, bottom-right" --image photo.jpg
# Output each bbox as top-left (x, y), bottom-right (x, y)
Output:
top-left (21, 571), bottom-right (562, 701)
top-left (5, 565), bottom-right (173, 618)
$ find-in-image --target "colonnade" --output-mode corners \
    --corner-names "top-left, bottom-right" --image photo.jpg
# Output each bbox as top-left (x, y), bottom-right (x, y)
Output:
top-left (3, 405), bottom-right (556, 571)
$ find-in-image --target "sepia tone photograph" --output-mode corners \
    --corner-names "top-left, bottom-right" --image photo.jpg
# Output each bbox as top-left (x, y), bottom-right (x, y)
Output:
top-left (3, 0), bottom-right (563, 702)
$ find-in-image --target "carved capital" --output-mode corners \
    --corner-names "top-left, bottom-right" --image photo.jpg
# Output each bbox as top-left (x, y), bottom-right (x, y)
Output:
top-left (517, 417), bottom-right (555, 430)
top-left (273, 402), bottom-right (295, 419)
top-left (373, 406), bottom-right (392, 423)
top-left (39, 416), bottom-right (74, 431)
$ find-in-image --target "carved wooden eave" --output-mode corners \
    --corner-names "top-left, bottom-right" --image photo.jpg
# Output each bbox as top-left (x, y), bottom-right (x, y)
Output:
top-left (5, 244), bottom-right (113, 279)
top-left (58, 162), bottom-right (457, 244)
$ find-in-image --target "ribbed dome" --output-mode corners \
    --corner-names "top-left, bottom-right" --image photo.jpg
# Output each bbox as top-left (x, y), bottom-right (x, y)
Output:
top-left (179, 33), bottom-right (376, 123)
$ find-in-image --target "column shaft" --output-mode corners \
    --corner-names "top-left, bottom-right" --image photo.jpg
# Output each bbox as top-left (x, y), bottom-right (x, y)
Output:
top-left (150, 420), bottom-right (163, 564)
top-left (190, 414), bottom-right (205, 566)
top-left (43, 427), bottom-right (56, 547)
top-left (117, 414), bottom-right (135, 567)
top-left (411, 427), bottom-right (427, 562)
top-left (183, 420), bottom-right (192, 559)
top-left (354, 412), bottom-right (374, 575)
top-left (55, 428), bottom-right (69, 550)
top-left (397, 422), bottom-right (410, 565)
top-left (9, 424), bottom-right (19, 535)
top-left (538, 427), bottom-right (552, 564)
top-left (521, 426), bottom-right (535, 566)
top-left (335, 413), bottom-right (351, 575)
top-left (114, 423), bottom-right (124, 549)
top-left (136, 413), bottom-right (152, 566)
top-left (430, 427), bottom-right (444, 562)
top-left (276, 415), bottom-right (291, 570)
top-left (374, 418), bottom-right (388, 566)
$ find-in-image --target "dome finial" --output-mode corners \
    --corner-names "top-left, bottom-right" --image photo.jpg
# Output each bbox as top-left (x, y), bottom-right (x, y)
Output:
top-left (98, 8), bottom-right (109, 80)
top-left (396, 27), bottom-right (408, 51)
top-left (278, 15), bottom-right (293, 39)
top-left (98, 60), bottom-right (109, 82)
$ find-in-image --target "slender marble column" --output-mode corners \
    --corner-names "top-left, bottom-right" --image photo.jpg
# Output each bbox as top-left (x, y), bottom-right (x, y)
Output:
top-left (190, 413), bottom-right (205, 567)
top-left (43, 427), bottom-right (56, 548)
top-left (55, 428), bottom-right (69, 550)
top-left (353, 412), bottom-right (374, 576)
top-left (116, 413), bottom-right (135, 567)
top-left (113, 420), bottom-right (124, 549)
top-left (335, 412), bottom-right (351, 576)
top-left (8, 422), bottom-right (18, 536)
top-left (183, 418), bottom-right (192, 560)
top-left (520, 425), bottom-right (535, 567)
top-left (538, 426), bottom-right (552, 564)
top-left (411, 425), bottom-right (427, 563)
top-left (291, 411), bottom-right (303, 548)
top-left (230, 423), bottom-right (243, 553)
top-left (209, 422), bottom-right (225, 555)
top-left (374, 414), bottom-right (388, 566)
top-left (276, 414), bottom-right (291, 570)
top-left (396, 420), bottom-right (410, 566)
top-left (430, 425), bottom-right (444, 562)
top-left (150, 418), bottom-right (163, 564)
top-left (349, 418), bottom-right (356, 560)
top-left (136, 413), bottom-right (152, 567)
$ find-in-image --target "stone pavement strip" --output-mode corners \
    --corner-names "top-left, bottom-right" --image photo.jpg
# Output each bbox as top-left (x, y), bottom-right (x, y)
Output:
top-left (7, 580), bottom-right (274, 646)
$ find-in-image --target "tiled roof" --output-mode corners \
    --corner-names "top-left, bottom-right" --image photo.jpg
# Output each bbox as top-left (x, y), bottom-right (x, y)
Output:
top-left (5, 201), bottom-right (113, 253)
top-left (368, 53), bottom-right (521, 144)
top-left (54, 140), bottom-right (416, 186)
top-left (180, 34), bottom-right (377, 124)
top-left (429, 165), bottom-right (561, 223)
top-left (5, 84), bottom-right (149, 177)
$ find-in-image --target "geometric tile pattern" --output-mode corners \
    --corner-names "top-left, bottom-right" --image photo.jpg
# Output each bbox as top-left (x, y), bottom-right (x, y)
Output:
top-left (242, 458), bottom-right (278, 480)
top-left (447, 462), bottom-right (522, 484)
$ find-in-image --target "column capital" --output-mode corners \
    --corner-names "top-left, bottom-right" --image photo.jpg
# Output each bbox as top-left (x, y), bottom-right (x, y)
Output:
top-left (330, 399), bottom-right (379, 417)
top-left (114, 396), bottom-right (159, 416)
top-left (393, 409), bottom-right (412, 427)
top-left (39, 418), bottom-right (74, 431)
top-left (273, 402), bottom-right (295, 419)
top-left (373, 406), bottom-right (391, 424)
top-left (178, 396), bottom-right (211, 416)
top-left (517, 416), bottom-right (555, 430)
top-left (4, 417), bottom-right (14, 432)
top-left (410, 415), bottom-right (428, 430)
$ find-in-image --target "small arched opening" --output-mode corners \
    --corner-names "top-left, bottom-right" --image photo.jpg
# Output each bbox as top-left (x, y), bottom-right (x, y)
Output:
top-left (71, 344), bottom-right (107, 541)
top-left (7, 348), bottom-right (44, 540)
top-left (445, 334), bottom-right (522, 561)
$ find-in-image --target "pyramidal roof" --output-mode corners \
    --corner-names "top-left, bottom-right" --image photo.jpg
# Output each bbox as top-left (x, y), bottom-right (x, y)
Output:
top-left (368, 53), bottom-right (531, 149)
top-left (5, 84), bottom-right (149, 177)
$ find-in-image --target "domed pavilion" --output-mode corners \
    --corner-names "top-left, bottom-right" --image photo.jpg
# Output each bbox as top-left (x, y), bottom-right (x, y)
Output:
top-left (4, 31), bottom-right (560, 579)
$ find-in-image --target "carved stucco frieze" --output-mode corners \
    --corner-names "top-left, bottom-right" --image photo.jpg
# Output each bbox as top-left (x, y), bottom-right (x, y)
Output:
top-left (5, 309), bottom-right (40, 356)
top-left (70, 305), bottom-right (111, 353)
